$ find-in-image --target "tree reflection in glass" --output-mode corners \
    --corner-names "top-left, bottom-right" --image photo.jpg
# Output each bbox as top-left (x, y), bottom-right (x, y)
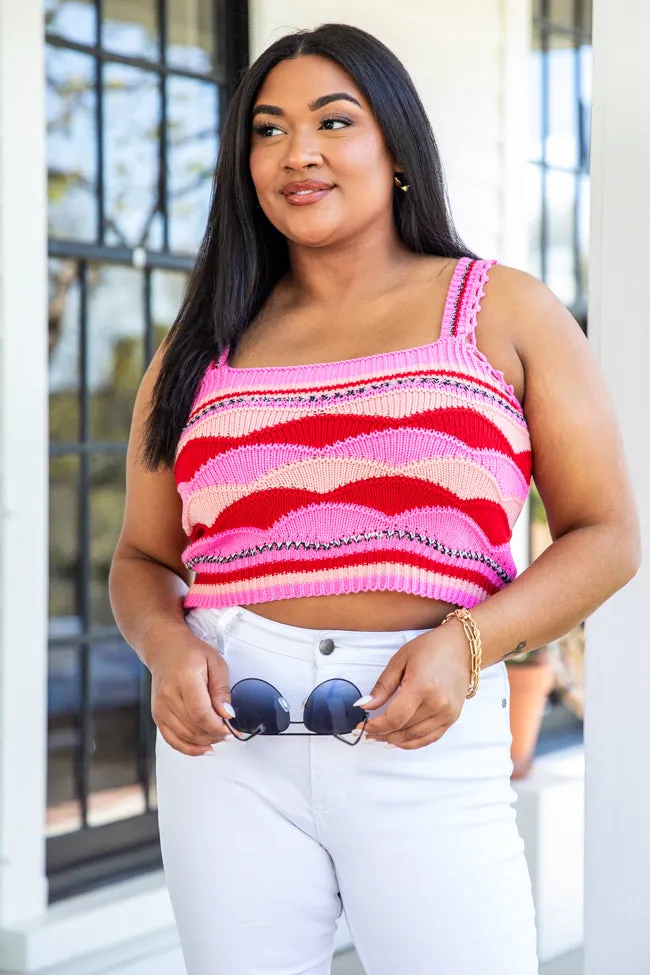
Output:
top-left (47, 48), bottom-right (97, 242)
top-left (168, 76), bottom-right (218, 254)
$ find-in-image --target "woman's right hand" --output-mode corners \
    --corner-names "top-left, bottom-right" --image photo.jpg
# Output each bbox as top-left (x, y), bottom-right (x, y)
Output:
top-left (150, 633), bottom-right (236, 756)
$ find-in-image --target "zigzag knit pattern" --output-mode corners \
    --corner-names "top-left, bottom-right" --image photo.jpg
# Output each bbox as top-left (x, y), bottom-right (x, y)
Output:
top-left (174, 257), bottom-right (532, 610)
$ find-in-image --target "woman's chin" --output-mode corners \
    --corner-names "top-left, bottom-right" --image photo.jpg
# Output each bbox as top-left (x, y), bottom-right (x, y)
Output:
top-left (284, 224), bottom-right (342, 248)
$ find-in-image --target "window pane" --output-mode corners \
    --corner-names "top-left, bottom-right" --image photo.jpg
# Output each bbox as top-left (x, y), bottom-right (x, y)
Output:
top-left (167, 77), bottom-right (218, 253)
top-left (89, 454), bottom-right (126, 627)
top-left (103, 0), bottom-right (159, 60)
top-left (45, 0), bottom-right (96, 45)
top-left (578, 173), bottom-right (590, 307)
top-left (546, 35), bottom-right (577, 168)
top-left (526, 165), bottom-right (544, 280)
top-left (103, 64), bottom-right (160, 247)
top-left (167, 0), bottom-right (214, 73)
top-left (530, 30), bottom-right (542, 162)
top-left (579, 44), bottom-right (592, 169)
top-left (47, 47), bottom-right (98, 242)
top-left (151, 269), bottom-right (187, 351)
top-left (47, 645), bottom-right (83, 837)
top-left (88, 639), bottom-right (147, 827)
top-left (49, 259), bottom-right (81, 443)
top-left (88, 265), bottom-right (145, 443)
top-left (549, 0), bottom-right (577, 28)
top-left (50, 455), bottom-right (81, 622)
top-left (546, 169), bottom-right (577, 308)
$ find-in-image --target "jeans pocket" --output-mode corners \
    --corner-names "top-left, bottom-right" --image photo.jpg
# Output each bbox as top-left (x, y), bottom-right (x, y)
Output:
top-left (185, 606), bottom-right (244, 659)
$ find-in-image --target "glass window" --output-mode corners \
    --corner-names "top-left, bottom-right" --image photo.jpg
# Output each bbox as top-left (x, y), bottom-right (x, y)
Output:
top-left (47, 645), bottom-right (84, 837)
top-left (47, 49), bottom-right (98, 242)
top-left (45, 0), bottom-right (96, 45)
top-left (578, 172), bottom-right (590, 307)
top-left (87, 266), bottom-right (145, 443)
top-left (49, 455), bottom-right (81, 623)
top-left (88, 639), bottom-right (148, 827)
top-left (103, 65), bottom-right (160, 248)
top-left (530, 29), bottom-right (543, 162)
top-left (549, 0), bottom-right (576, 29)
top-left (167, 77), bottom-right (219, 253)
top-left (546, 34), bottom-right (577, 169)
top-left (45, 1), bottom-right (248, 897)
top-left (529, 1), bottom-right (592, 752)
top-left (49, 259), bottom-right (81, 443)
top-left (167, 0), bottom-right (215, 73)
top-left (530, 3), bottom-right (591, 314)
top-left (546, 169), bottom-right (577, 307)
top-left (151, 269), bottom-right (188, 349)
top-left (102, 0), bottom-right (159, 60)
top-left (526, 165), bottom-right (544, 281)
top-left (90, 454), bottom-right (127, 627)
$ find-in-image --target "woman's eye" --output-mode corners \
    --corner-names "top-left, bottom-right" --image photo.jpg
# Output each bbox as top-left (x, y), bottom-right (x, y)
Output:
top-left (253, 122), bottom-right (283, 138)
top-left (320, 115), bottom-right (353, 130)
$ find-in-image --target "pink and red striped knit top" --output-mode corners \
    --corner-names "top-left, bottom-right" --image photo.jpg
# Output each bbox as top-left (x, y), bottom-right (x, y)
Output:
top-left (174, 257), bottom-right (532, 610)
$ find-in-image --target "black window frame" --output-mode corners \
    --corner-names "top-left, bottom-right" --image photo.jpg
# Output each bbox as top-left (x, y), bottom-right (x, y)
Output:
top-left (46, 0), bottom-right (249, 903)
top-left (532, 0), bottom-right (591, 752)
top-left (532, 0), bottom-right (592, 328)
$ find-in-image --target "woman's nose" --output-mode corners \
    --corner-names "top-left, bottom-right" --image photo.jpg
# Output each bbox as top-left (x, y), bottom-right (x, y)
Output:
top-left (281, 128), bottom-right (322, 172)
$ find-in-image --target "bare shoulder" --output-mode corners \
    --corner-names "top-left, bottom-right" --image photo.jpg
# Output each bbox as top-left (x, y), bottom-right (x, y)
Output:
top-left (482, 262), bottom-right (587, 363)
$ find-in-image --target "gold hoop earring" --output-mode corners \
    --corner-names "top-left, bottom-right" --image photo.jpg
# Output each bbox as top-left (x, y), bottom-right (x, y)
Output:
top-left (393, 174), bottom-right (410, 193)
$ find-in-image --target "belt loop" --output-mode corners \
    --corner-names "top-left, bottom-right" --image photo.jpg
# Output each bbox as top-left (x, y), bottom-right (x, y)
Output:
top-left (215, 606), bottom-right (245, 652)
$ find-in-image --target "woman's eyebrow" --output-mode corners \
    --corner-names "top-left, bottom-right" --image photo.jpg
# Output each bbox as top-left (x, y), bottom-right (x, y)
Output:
top-left (252, 92), bottom-right (362, 119)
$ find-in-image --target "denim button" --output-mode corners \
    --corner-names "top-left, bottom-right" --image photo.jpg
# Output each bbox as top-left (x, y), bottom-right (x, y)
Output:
top-left (502, 698), bottom-right (507, 708)
top-left (319, 638), bottom-right (335, 655)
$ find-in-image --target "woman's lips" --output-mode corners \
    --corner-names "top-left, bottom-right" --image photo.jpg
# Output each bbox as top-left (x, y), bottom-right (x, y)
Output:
top-left (284, 188), bottom-right (333, 206)
top-left (282, 186), bottom-right (334, 206)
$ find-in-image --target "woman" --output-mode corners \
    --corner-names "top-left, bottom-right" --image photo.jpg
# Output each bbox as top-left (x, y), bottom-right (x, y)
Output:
top-left (109, 23), bottom-right (639, 975)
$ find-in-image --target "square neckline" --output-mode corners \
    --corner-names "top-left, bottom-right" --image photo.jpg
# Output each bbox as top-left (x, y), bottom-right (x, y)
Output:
top-left (217, 256), bottom-right (472, 374)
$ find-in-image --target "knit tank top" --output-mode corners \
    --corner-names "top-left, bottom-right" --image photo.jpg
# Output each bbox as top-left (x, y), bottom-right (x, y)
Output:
top-left (174, 257), bottom-right (532, 611)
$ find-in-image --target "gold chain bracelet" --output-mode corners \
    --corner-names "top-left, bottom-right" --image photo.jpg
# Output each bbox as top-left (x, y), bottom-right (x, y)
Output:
top-left (441, 608), bottom-right (482, 699)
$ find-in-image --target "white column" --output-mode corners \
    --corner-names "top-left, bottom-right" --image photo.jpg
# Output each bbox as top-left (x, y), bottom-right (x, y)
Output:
top-left (584, 1), bottom-right (650, 972)
top-left (0, 0), bottom-right (49, 924)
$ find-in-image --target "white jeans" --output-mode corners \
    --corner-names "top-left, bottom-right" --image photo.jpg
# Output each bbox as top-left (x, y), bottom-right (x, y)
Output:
top-left (156, 605), bottom-right (538, 975)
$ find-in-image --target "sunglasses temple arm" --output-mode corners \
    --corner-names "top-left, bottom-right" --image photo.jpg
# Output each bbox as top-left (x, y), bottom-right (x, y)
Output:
top-left (224, 717), bottom-right (265, 742)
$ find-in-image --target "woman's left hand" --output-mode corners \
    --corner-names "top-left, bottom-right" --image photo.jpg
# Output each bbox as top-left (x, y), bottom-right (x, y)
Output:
top-left (354, 623), bottom-right (473, 749)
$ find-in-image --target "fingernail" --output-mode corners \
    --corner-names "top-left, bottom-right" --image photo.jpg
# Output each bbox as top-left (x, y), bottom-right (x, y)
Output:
top-left (222, 733), bottom-right (235, 741)
top-left (350, 728), bottom-right (363, 738)
top-left (222, 703), bottom-right (236, 718)
top-left (353, 695), bottom-right (373, 707)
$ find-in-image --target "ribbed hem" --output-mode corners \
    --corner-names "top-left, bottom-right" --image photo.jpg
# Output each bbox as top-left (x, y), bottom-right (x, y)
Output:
top-left (182, 572), bottom-right (502, 612)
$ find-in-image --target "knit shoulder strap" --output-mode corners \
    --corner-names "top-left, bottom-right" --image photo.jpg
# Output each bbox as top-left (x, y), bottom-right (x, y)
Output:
top-left (440, 257), bottom-right (498, 343)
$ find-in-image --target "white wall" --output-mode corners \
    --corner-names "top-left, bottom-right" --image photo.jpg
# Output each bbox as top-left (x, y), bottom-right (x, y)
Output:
top-left (249, 0), bottom-right (532, 267)
top-left (584, 0), bottom-right (650, 971)
top-left (0, 0), bottom-right (49, 928)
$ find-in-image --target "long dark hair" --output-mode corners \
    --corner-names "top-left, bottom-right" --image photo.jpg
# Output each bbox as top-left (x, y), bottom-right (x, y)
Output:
top-left (143, 22), bottom-right (478, 469)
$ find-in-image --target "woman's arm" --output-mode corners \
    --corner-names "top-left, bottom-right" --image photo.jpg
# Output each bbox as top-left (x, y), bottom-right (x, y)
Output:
top-left (109, 347), bottom-right (235, 755)
top-left (356, 267), bottom-right (641, 747)
top-left (109, 345), bottom-right (193, 665)
top-left (469, 265), bottom-right (641, 667)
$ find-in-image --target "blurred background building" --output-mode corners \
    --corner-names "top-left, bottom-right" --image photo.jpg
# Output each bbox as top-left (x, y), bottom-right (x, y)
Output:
top-left (1, 2), bottom-right (647, 974)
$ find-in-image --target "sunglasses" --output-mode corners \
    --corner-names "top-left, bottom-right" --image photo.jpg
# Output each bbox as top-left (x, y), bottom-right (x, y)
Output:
top-left (223, 677), bottom-right (370, 745)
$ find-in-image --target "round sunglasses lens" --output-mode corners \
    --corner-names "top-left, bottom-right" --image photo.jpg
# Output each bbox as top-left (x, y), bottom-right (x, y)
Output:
top-left (230, 678), bottom-right (291, 735)
top-left (304, 680), bottom-right (365, 735)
